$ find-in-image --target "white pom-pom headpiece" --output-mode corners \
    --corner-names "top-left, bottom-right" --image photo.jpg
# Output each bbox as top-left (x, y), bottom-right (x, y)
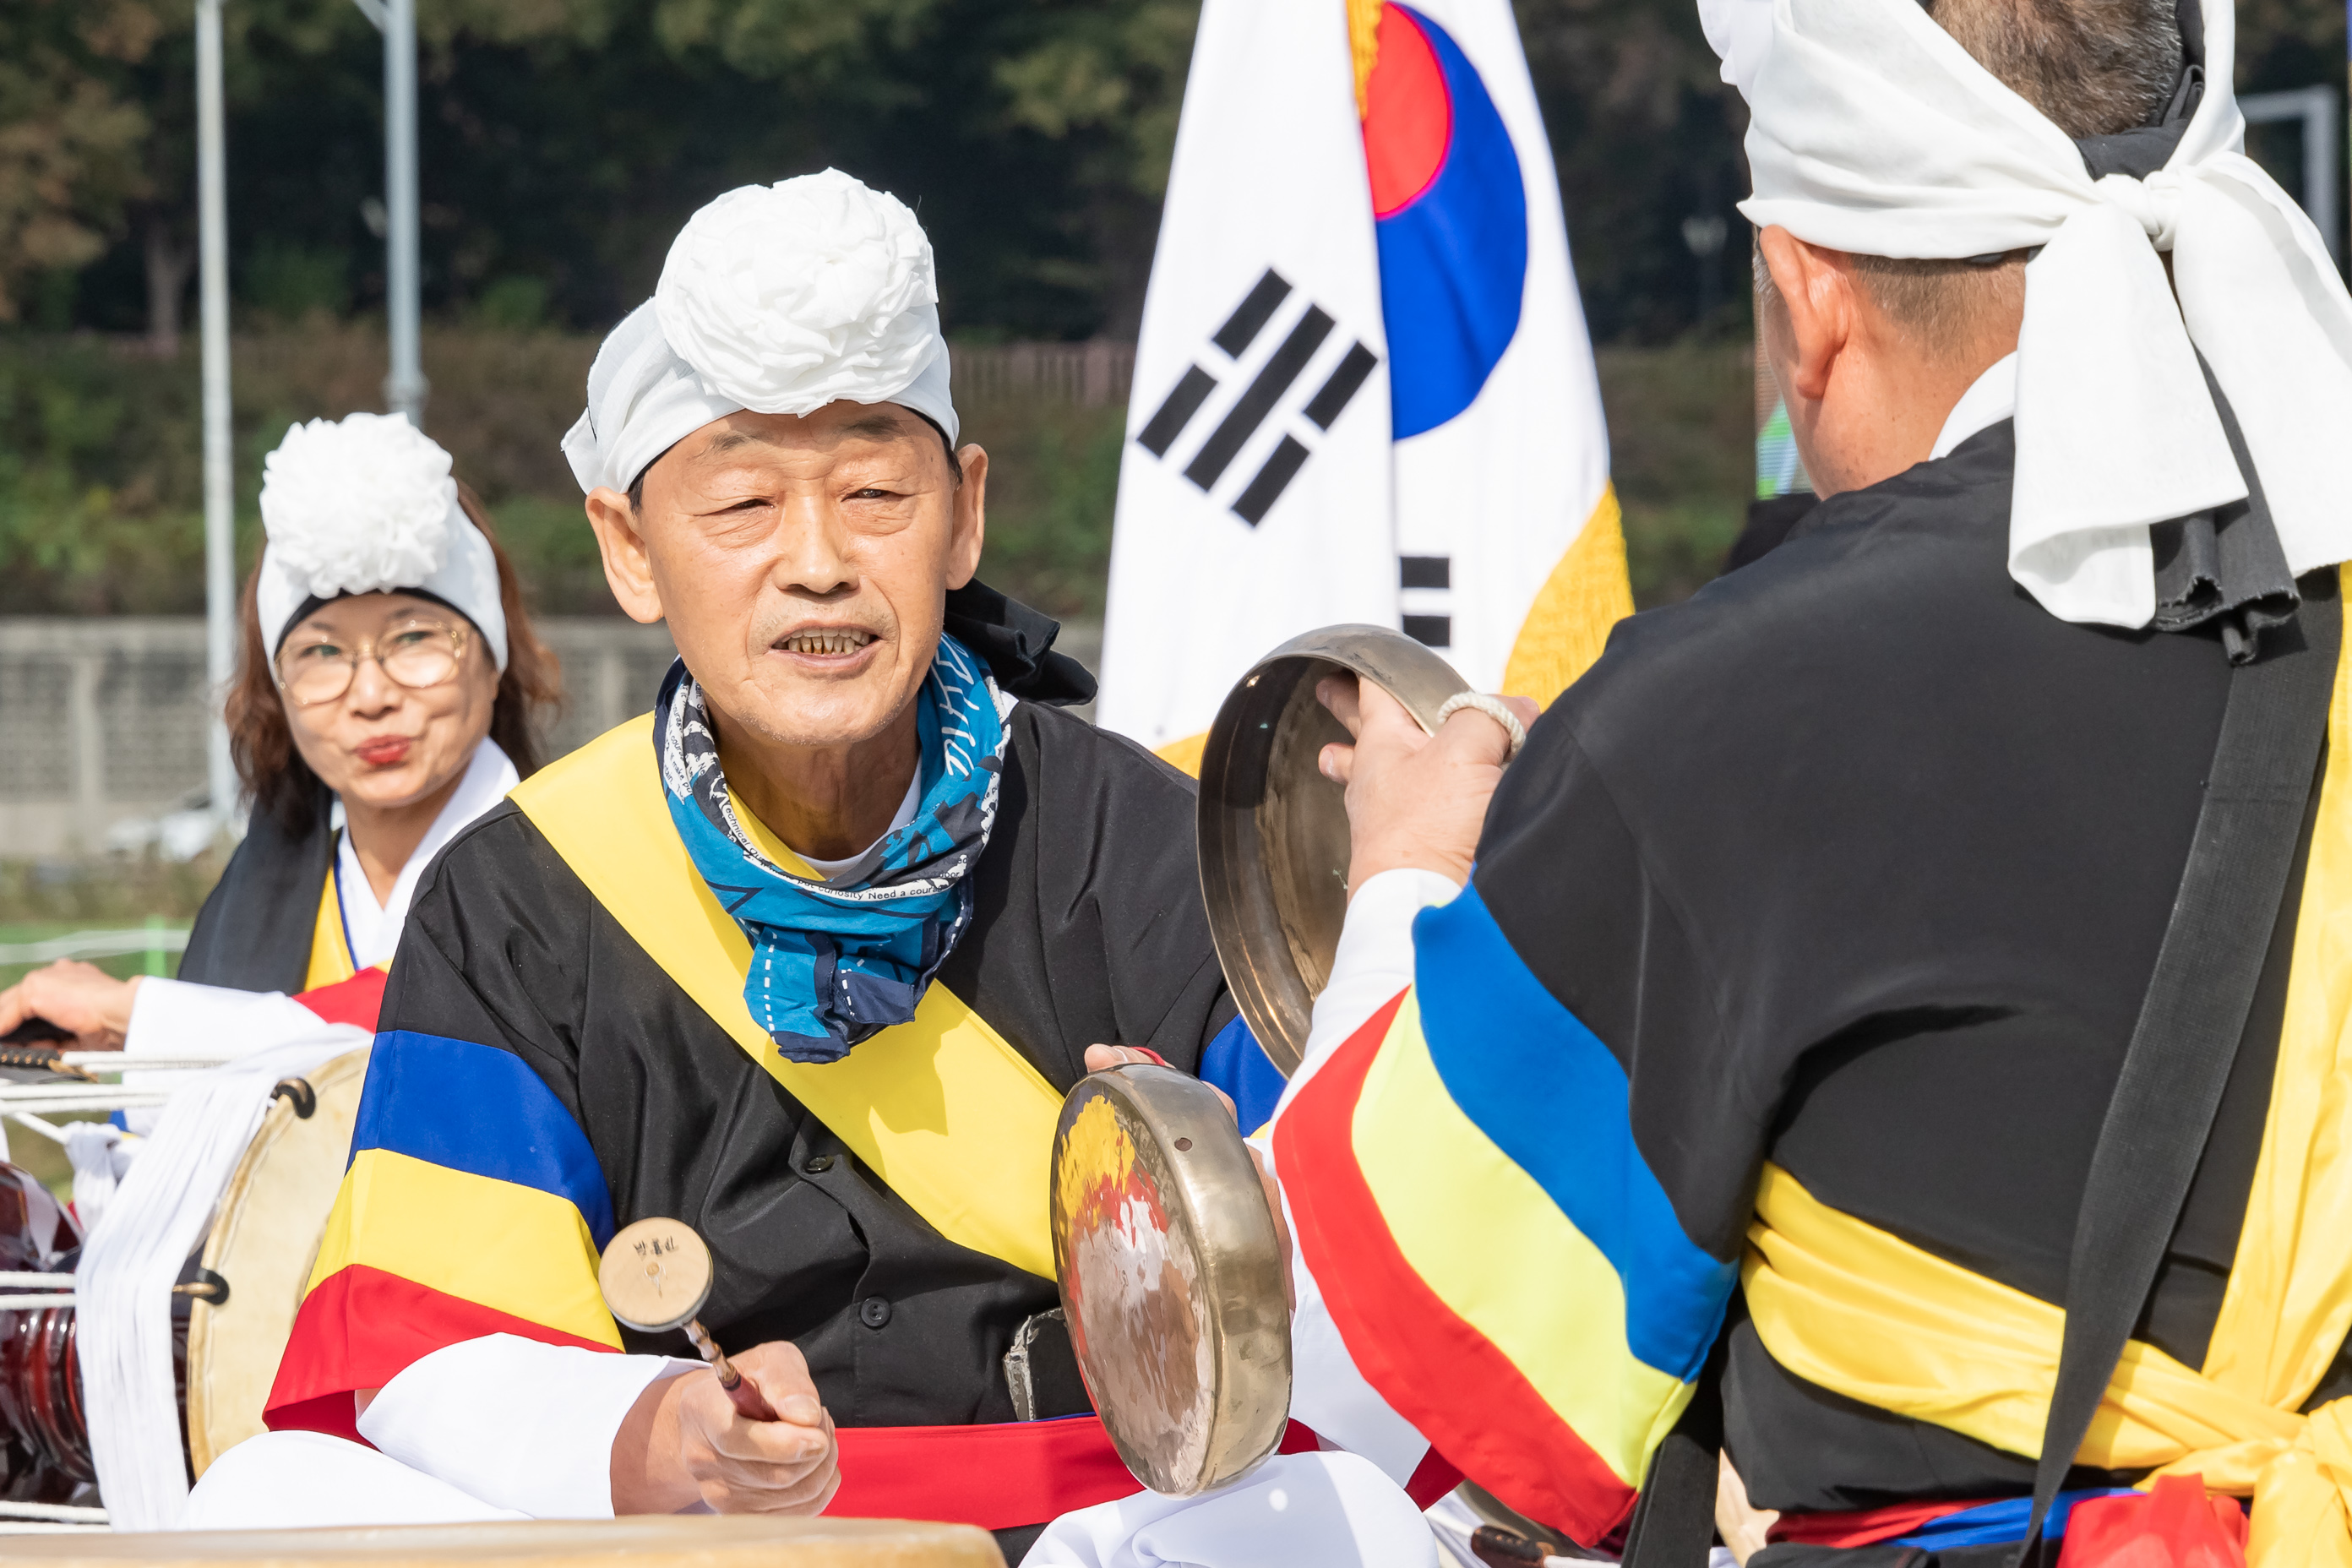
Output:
top-left (561, 169), bottom-right (957, 496)
top-left (256, 412), bottom-right (509, 669)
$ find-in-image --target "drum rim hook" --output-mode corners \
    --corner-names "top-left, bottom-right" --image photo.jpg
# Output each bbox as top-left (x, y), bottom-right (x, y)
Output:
top-left (270, 1076), bottom-right (317, 1119)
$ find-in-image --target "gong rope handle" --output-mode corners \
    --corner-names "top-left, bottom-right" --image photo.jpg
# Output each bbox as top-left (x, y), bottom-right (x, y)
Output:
top-left (683, 1318), bottom-right (780, 1422)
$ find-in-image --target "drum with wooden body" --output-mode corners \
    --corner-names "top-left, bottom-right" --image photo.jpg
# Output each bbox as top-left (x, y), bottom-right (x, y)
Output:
top-left (0, 1515), bottom-right (1004, 1566)
top-left (185, 1046), bottom-right (370, 1472)
top-left (0, 1048), bottom-right (370, 1492)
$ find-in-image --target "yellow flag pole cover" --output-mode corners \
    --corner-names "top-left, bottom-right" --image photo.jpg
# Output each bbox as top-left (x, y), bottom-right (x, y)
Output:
top-left (1096, 0), bottom-right (1631, 772)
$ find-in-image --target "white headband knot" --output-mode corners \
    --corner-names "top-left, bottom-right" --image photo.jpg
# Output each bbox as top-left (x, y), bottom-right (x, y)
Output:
top-left (256, 411), bottom-right (509, 669)
top-left (1711, 0), bottom-right (2352, 627)
top-left (563, 169), bottom-right (958, 496)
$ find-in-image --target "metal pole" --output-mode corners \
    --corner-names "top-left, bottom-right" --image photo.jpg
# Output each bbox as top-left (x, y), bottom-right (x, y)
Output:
top-left (195, 0), bottom-right (237, 831)
top-left (383, 0), bottom-right (427, 423)
top-left (2307, 87), bottom-right (2340, 272)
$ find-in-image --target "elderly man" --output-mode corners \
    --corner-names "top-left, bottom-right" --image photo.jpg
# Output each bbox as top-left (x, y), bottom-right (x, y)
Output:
top-left (1032, 0), bottom-right (2352, 1564)
top-left (186, 172), bottom-right (1252, 1556)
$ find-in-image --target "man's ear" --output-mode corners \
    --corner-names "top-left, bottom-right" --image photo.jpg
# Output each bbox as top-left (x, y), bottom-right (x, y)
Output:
top-left (945, 444), bottom-right (988, 592)
top-left (584, 488), bottom-right (665, 624)
top-left (1758, 226), bottom-right (1854, 404)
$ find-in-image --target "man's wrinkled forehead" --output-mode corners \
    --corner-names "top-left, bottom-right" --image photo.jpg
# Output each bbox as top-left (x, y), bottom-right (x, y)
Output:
top-left (695, 406), bottom-right (929, 464)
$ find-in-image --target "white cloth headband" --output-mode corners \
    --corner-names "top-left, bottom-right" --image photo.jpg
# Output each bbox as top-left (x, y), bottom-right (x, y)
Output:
top-left (562, 168), bottom-right (959, 497)
top-left (1707, 0), bottom-right (2352, 627)
top-left (256, 411), bottom-right (509, 670)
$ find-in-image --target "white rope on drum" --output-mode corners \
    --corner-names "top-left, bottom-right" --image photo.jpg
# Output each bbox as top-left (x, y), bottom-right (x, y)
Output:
top-left (77, 1027), bottom-right (367, 1531)
top-left (0, 1500), bottom-right (106, 1522)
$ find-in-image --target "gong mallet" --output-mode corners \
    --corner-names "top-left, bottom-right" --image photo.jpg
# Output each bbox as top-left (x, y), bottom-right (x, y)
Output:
top-left (597, 1216), bottom-right (778, 1422)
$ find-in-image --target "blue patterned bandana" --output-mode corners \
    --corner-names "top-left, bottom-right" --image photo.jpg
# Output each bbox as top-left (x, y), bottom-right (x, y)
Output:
top-left (656, 634), bottom-right (1010, 1064)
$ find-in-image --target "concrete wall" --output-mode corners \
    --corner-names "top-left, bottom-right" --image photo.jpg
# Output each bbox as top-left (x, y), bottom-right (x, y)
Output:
top-left (0, 616), bottom-right (1102, 859)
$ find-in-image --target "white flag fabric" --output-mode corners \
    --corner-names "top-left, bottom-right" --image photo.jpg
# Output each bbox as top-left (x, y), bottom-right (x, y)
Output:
top-left (1097, 0), bottom-right (1629, 761)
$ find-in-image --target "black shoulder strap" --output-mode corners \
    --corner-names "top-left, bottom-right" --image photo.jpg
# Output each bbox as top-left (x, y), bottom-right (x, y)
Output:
top-left (2017, 577), bottom-right (2340, 1565)
top-left (178, 796), bottom-right (334, 995)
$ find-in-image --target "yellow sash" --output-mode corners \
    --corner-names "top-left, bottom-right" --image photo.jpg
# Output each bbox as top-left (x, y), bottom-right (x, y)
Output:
top-left (1745, 582), bottom-right (2352, 1568)
top-left (509, 715), bottom-right (1063, 1281)
top-left (304, 860), bottom-right (359, 992)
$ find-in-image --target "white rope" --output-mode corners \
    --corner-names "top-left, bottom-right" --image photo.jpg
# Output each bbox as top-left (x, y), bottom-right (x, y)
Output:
top-left (0, 1294), bottom-right (73, 1309)
top-left (62, 1052), bottom-right (244, 1073)
top-left (0, 1084), bottom-right (172, 1103)
top-left (0, 1097), bottom-right (168, 1117)
top-left (8, 1113), bottom-right (67, 1143)
top-left (0, 1271), bottom-right (75, 1287)
top-left (0, 1502), bottom-right (106, 1522)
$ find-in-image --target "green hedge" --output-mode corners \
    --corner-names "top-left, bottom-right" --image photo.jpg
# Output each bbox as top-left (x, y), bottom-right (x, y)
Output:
top-left (0, 327), bottom-right (1749, 620)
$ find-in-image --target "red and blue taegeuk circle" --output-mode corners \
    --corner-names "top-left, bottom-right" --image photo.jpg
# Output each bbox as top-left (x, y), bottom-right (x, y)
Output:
top-left (1360, 3), bottom-right (1528, 438)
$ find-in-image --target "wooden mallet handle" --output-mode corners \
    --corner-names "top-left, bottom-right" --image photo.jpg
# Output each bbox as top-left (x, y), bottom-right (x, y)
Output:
top-left (685, 1319), bottom-right (779, 1422)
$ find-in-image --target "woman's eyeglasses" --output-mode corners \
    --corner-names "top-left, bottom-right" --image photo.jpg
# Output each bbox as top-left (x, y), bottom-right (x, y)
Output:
top-left (275, 620), bottom-right (471, 707)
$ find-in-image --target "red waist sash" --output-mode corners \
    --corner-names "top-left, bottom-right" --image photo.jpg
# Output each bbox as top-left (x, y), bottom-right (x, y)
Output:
top-left (827, 1416), bottom-right (1133, 1531)
top-left (827, 1417), bottom-right (1337, 1531)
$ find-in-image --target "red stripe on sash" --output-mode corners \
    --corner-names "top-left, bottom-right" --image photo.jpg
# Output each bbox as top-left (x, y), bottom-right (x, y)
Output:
top-left (1771, 1498), bottom-right (1995, 1549)
top-left (265, 1264), bottom-right (618, 1430)
top-left (294, 966), bottom-right (389, 1032)
top-left (1276, 990), bottom-right (1638, 1544)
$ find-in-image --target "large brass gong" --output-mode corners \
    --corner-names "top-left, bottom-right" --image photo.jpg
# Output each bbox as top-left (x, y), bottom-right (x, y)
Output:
top-left (1195, 625), bottom-right (1469, 1074)
top-left (1052, 1064), bottom-right (1291, 1497)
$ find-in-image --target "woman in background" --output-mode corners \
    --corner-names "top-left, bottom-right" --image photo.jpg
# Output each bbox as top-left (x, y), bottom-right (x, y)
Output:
top-left (0, 411), bottom-right (560, 1051)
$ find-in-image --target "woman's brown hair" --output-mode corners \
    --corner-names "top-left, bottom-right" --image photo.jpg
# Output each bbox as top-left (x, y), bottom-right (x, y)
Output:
top-left (225, 481), bottom-right (563, 839)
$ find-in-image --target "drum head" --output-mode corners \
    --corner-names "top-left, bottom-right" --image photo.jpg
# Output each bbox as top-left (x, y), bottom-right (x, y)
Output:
top-left (187, 1048), bottom-right (370, 1477)
top-left (1052, 1064), bottom-right (1289, 1498)
top-left (0, 1515), bottom-right (1003, 1566)
top-left (1196, 625), bottom-right (1468, 1073)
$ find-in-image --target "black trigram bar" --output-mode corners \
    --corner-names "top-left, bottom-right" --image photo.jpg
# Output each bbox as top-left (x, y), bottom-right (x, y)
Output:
top-left (1399, 555), bottom-right (1450, 589)
top-left (1233, 436), bottom-right (1311, 526)
top-left (1213, 270), bottom-right (1293, 358)
top-left (1304, 343), bottom-right (1379, 429)
top-left (1402, 614), bottom-right (1452, 648)
top-left (1185, 308), bottom-right (1335, 490)
top-left (1136, 366), bottom-right (1218, 457)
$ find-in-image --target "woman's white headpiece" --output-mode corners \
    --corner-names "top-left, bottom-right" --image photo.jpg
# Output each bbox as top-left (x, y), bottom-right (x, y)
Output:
top-left (1706, 0), bottom-right (2352, 626)
top-left (562, 168), bottom-right (957, 496)
top-left (256, 411), bottom-right (509, 669)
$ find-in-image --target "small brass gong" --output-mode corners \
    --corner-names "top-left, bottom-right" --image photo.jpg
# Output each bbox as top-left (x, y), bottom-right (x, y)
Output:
top-left (1196, 625), bottom-right (1469, 1075)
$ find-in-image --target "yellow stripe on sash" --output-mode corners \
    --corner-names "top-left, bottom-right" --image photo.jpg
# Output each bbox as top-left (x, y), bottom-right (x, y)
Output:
top-left (510, 714), bottom-right (1063, 1281)
top-left (310, 1147), bottom-right (620, 1348)
top-left (304, 862), bottom-right (359, 992)
top-left (1356, 991), bottom-right (1692, 1484)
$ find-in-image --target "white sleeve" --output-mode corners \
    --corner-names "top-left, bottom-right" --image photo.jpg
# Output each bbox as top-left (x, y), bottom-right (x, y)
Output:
top-left (1250, 867), bottom-right (1459, 1484)
top-left (1277, 866), bottom-right (1460, 1106)
top-left (358, 1334), bottom-right (703, 1519)
top-left (122, 977), bottom-right (331, 1059)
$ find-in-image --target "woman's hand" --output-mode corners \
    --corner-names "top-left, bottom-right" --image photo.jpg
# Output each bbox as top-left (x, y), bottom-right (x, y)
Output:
top-left (1313, 676), bottom-right (1536, 896)
top-left (611, 1342), bottom-right (839, 1516)
top-left (0, 961), bottom-right (139, 1050)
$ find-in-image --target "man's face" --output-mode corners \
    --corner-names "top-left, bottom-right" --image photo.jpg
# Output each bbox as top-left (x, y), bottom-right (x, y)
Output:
top-left (590, 400), bottom-right (985, 751)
